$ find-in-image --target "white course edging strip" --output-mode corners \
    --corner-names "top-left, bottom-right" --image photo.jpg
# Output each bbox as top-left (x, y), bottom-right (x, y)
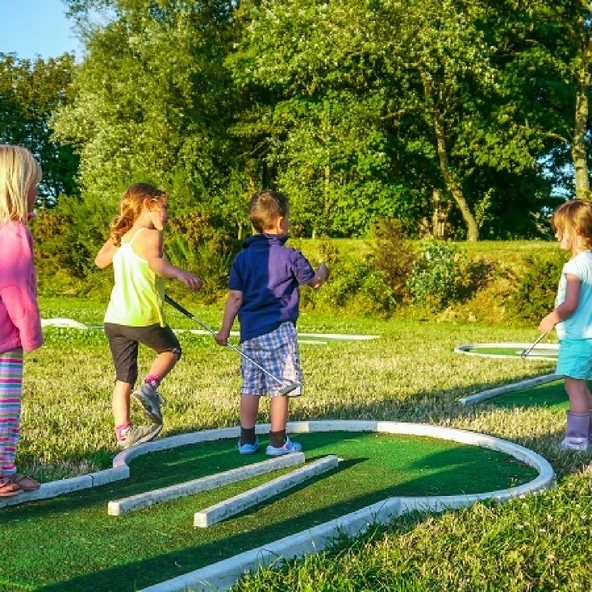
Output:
top-left (136, 420), bottom-right (554, 592)
top-left (459, 373), bottom-right (560, 405)
top-left (194, 455), bottom-right (339, 528)
top-left (0, 466), bottom-right (129, 509)
top-left (108, 453), bottom-right (305, 516)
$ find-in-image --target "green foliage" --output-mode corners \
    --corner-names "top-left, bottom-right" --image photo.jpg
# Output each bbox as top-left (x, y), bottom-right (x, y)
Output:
top-left (166, 211), bottom-right (238, 303)
top-left (370, 219), bottom-right (415, 302)
top-left (32, 196), bottom-right (112, 295)
top-left (0, 53), bottom-right (79, 205)
top-left (506, 250), bottom-right (567, 323)
top-left (406, 241), bottom-right (467, 310)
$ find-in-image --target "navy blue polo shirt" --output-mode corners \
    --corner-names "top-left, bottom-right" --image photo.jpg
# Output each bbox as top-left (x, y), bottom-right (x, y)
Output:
top-left (228, 234), bottom-right (316, 342)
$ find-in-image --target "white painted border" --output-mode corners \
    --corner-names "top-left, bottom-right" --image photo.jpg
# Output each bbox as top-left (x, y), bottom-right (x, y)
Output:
top-left (459, 374), bottom-right (560, 405)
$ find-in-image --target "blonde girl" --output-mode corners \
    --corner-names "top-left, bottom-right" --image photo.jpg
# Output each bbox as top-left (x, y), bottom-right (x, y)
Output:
top-left (539, 199), bottom-right (592, 451)
top-left (0, 145), bottom-right (44, 496)
top-left (96, 183), bottom-right (202, 449)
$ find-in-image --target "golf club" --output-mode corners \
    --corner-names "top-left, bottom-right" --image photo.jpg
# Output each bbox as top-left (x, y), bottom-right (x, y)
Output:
top-left (164, 295), bottom-right (299, 396)
top-left (521, 334), bottom-right (546, 359)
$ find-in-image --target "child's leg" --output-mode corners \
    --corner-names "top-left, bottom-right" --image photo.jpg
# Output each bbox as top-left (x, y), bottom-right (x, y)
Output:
top-left (133, 326), bottom-right (181, 423)
top-left (112, 380), bottom-right (132, 432)
top-left (0, 350), bottom-right (23, 478)
top-left (144, 351), bottom-right (179, 387)
top-left (565, 377), bottom-right (592, 413)
top-left (270, 396), bottom-right (289, 433)
top-left (562, 378), bottom-right (590, 450)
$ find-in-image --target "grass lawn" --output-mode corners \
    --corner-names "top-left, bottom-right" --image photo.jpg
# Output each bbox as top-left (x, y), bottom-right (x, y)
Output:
top-left (1, 295), bottom-right (590, 591)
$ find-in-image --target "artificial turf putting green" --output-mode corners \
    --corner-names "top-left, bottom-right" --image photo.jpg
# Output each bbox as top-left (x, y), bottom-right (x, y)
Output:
top-left (465, 345), bottom-right (558, 359)
top-left (487, 379), bottom-right (568, 411)
top-left (0, 431), bottom-right (538, 592)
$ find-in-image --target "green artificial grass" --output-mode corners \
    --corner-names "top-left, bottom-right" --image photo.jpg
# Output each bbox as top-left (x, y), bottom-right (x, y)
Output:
top-left (488, 380), bottom-right (568, 412)
top-left (466, 345), bottom-right (558, 359)
top-left (0, 431), bottom-right (537, 592)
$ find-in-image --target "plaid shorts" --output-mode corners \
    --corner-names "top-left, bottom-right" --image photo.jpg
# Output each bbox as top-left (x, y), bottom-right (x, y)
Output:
top-left (241, 322), bottom-right (303, 397)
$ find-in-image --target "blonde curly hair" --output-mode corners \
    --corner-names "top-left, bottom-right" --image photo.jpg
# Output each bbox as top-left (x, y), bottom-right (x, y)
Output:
top-left (109, 182), bottom-right (169, 246)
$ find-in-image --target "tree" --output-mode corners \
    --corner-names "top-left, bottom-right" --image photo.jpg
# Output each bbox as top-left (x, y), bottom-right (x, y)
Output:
top-left (55, 0), bottom-right (248, 224)
top-left (477, 0), bottom-right (592, 200)
top-left (0, 53), bottom-right (79, 205)
top-left (228, 0), bottom-right (552, 240)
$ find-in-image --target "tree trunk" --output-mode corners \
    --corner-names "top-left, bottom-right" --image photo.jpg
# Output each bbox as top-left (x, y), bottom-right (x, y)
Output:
top-left (572, 10), bottom-right (592, 199)
top-left (432, 113), bottom-right (479, 241)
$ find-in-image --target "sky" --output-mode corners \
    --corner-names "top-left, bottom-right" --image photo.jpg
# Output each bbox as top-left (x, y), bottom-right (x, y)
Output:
top-left (0, 0), bottom-right (81, 60)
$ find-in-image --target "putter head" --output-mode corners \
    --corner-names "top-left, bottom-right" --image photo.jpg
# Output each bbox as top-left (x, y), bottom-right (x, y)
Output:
top-left (279, 383), bottom-right (299, 396)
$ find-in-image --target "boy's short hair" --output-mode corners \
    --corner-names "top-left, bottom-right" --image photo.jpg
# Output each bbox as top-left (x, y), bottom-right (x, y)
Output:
top-left (249, 190), bottom-right (289, 233)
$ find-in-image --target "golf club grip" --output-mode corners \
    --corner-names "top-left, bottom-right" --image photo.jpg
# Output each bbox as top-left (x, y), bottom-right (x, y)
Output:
top-left (164, 294), bottom-right (192, 317)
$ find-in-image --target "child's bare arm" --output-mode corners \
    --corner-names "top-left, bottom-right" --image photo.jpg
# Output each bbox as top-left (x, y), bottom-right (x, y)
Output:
top-left (539, 274), bottom-right (580, 333)
top-left (144, 229), bottom-right (202, 290)
top-left (215, 290), bottom-right (243, 345)
top-left (95, 239), bottom-right (118, 269)
top-left (308, 262), bottom-right (329, 289)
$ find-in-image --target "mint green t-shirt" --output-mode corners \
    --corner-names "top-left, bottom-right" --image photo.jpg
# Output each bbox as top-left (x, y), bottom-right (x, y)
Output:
top-left (555, 250), bottom-right (592, 340)
top-left (104, 228), bottom-right (165, 327)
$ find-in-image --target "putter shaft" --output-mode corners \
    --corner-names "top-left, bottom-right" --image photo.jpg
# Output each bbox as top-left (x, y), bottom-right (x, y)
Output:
top-left (164, 295), bottom-right (299, 395)
top-left (521, 334), bottom-right (546, 359)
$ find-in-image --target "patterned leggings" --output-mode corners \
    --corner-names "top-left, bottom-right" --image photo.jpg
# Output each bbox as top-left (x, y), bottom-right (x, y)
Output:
top-left (0, 349), bottom-right (23, 477)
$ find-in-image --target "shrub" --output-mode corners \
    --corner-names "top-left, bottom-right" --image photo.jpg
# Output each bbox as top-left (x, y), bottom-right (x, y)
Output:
top-left (370, 219), bottom-right (415, 304)
top-left (406, 241), bottom-right (467, 310)
top-left (506, 250), bottom-right (567, 323)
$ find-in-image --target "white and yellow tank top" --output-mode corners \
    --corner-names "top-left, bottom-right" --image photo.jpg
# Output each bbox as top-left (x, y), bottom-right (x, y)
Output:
top-left (104, 228), bottom-right (165, 327)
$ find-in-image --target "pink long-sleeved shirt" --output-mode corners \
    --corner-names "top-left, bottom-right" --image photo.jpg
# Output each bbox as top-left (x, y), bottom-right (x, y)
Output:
top-left (0, 220), bottom-right (43, 353)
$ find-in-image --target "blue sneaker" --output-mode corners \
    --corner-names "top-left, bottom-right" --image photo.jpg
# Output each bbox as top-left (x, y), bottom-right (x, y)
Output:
top-left (266, 437), bottom-right (302, 456)
top-left (238, 438), bottom-right (259, 455)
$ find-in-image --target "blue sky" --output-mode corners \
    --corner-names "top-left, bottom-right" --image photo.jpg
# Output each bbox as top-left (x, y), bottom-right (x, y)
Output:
top-left (0, 0), bottom-right (81, 60)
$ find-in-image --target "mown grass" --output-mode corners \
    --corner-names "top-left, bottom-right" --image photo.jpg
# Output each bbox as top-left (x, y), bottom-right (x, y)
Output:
top-left (13, 295), bottom-right (592, 591)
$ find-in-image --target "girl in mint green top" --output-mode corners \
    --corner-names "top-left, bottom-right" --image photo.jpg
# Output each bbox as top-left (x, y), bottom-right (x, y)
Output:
top-left (96, 183), bottom-right (202, 449)
top-left (538, 199), bottom-right (592, 451)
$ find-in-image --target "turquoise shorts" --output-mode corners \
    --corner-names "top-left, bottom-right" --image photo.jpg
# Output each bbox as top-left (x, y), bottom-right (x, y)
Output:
top-left (556, 338), bottom-right (592, 380)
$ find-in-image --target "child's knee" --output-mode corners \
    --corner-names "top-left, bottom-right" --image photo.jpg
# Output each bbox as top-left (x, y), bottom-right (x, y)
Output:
top-left (171, 346), bottom-right (182, 362)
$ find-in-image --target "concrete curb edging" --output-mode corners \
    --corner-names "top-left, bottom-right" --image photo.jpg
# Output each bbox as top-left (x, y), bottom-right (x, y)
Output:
top-left (136, 419), bottom-right (555, 592)
top-left (0, 466), bottom-right (129, 508)
top-left (108, 453), bottom-right (306, 516)
top-left (458, 373), bottom-right (560, 405)
top-left (194, 455), bottom-right (339, 528)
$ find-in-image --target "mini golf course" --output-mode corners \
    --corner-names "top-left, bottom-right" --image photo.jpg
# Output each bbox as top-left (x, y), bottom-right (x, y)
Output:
top-left (0, 335), bottom-right (560, 592)
top-left (0, 420), bottom-right (553, 592)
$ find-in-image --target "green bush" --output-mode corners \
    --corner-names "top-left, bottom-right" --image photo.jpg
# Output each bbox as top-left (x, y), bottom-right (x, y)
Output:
top-left (369, 219), bottom-right (415, 304)
top-left (506, 250), bottom-right (567, 323)
top-left (406, 241), bottom-right (467, 310)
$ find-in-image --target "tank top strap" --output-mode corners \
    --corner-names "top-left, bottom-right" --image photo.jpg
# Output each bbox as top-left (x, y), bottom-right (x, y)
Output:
top-left (122, 227), bottom-right (147, 247)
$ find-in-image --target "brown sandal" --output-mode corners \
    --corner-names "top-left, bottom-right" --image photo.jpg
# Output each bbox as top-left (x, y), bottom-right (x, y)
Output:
top-left (9, 474), bottom-right (40, 491)
top-left (0, 481), bottom-right (23, 497)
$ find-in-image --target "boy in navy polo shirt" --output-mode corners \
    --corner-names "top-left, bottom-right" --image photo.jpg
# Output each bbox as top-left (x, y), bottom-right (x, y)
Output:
top-left (215, 190), bottom-right (329, 455)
